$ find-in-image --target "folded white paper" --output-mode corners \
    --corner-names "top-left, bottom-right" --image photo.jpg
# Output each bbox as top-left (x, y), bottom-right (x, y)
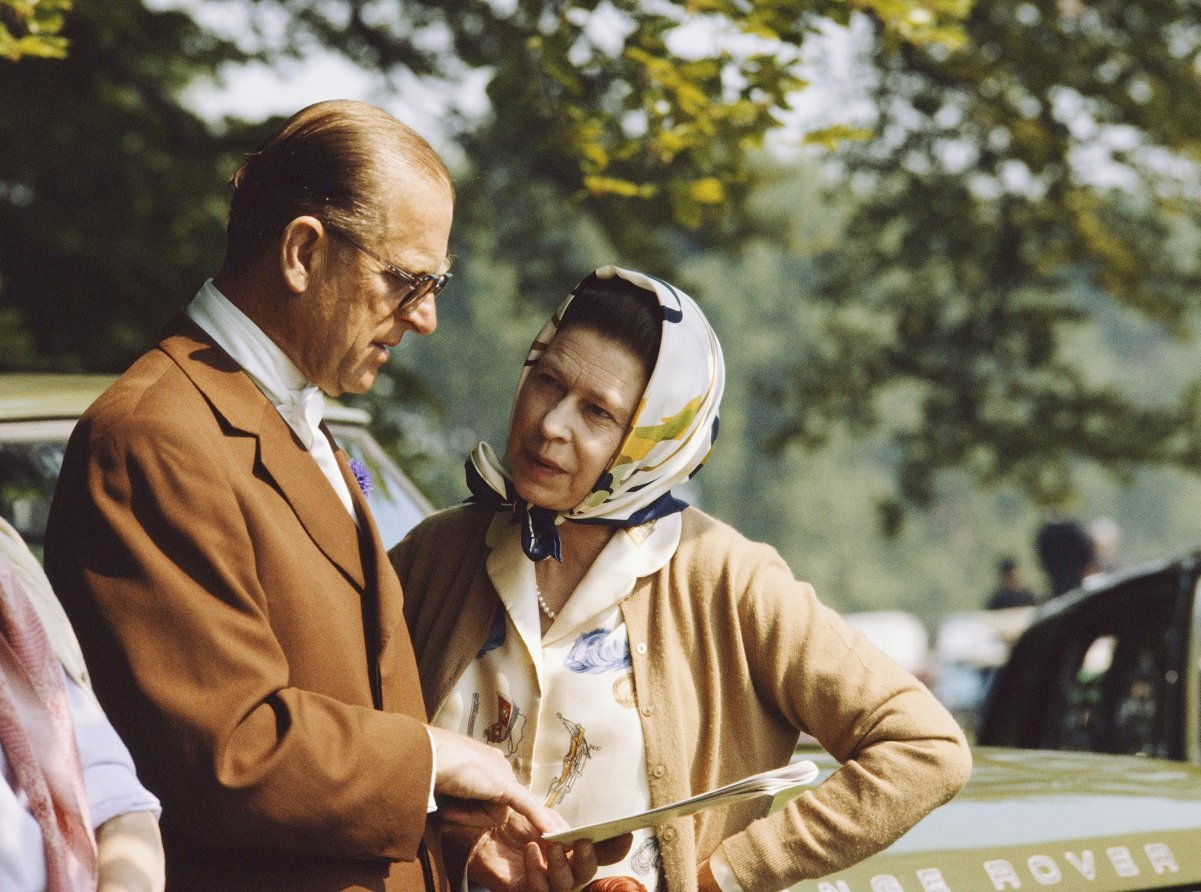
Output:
top-left (544, 759), bottom-right (821, 844)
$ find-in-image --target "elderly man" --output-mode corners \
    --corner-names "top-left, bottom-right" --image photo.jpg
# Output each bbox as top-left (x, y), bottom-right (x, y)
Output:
top-left (44, 101), bottom-right (595, 892)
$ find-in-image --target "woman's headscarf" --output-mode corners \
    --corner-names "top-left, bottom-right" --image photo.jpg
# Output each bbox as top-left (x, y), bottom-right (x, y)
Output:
top-left (467, 265), bottom-right (726, 561)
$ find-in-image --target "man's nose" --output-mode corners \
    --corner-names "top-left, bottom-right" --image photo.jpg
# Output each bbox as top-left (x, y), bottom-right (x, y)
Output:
top-left (399, 293), bottom-right (437, 334)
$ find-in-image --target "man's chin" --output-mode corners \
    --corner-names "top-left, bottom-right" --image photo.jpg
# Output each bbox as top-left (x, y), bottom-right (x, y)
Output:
top-left (343, 373), bottom-right (379, 395)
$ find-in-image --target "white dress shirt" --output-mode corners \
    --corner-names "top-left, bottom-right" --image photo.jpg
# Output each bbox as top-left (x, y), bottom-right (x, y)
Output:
top-left (185, 280), bottom-right (357, 524)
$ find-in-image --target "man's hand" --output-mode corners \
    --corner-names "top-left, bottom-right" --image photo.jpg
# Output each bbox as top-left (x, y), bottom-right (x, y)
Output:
top-left (463, 811), bottom-right (633, 892)
top-left (428, 726), bottom-right (565, 833)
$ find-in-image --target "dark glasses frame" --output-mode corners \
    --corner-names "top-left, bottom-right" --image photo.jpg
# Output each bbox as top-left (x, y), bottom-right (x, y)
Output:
top-left (323, 221), bottom-right (451, 312)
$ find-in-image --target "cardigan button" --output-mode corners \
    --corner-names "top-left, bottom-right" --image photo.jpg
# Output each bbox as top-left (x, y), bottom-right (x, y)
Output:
top-left (651, 764), bottom-right (666, 778)
top-left (641, 704), bottom-right (655, 717)
top-left (635, 642), bottom-right (648, 655)
top-left (661, 827), bottom-right (676, 842)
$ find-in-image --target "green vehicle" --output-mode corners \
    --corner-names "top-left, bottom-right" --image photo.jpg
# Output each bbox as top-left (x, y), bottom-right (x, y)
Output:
top-left (0, 373), bottom-right (432, 557)
top-left (789, 748), bottom-right (1201, 891)
top-left (795, 551), bottom-right (1201, 891)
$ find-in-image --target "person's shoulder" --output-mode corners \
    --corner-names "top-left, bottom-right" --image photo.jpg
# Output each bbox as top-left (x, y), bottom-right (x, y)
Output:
top-left (394, 503), bottom-right (492, 553)
top-left (390, 504), bottom-right (493, 588)
top-left (75, 351), bottom-right (198, 444)
top-left (84, 316), bottom-right (235, 432)
top-left (677, 506), bottom-right (785, 568)
top-left (90, 340), bottom-right (202, 414)
top-left (679, 505), bottom-right (735, 537)
top-left (672, 508), bottom-right (820, 613)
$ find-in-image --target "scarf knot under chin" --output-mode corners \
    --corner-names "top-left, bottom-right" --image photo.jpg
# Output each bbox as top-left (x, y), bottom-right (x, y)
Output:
top-left (465, 452), bottom-right (563, 562)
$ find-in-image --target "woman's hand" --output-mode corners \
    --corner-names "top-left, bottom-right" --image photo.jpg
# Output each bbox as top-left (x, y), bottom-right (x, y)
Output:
top-left (466, 810), bottom-right (597, 892)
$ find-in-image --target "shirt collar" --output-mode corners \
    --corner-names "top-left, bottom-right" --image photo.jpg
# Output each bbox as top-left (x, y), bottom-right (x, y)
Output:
top-left (485, 511), bottom-right (682, 647)
top-left (185, 279), bottom-right (325, 449)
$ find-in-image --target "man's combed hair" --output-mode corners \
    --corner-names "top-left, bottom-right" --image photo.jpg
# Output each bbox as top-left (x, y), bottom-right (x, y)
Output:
top-left (223, 99), bottom-right (452, 271)
top-left (562, 273), bottom-right (661, 378)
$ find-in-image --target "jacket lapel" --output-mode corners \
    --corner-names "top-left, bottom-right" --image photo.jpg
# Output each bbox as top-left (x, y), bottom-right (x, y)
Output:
top-left (336, 445), bottom-right (425, 714)
top-left (157, 316), bottom-right (365, 590)
top-left (336, 443), bottom-right (401, 638)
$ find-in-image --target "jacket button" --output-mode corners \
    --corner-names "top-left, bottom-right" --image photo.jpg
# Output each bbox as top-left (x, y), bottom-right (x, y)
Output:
top-left (635, 642), bottom-right (648, 655)
top-left (661, 827), bottom-right (676, 842)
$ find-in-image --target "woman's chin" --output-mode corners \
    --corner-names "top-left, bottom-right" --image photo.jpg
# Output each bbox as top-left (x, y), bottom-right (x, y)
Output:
top-left (512, 479), bottom-right (574, 514)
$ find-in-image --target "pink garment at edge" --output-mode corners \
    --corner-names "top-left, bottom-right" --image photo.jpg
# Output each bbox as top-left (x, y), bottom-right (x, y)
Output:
top-left (0, 555), bottom-right (97, 891)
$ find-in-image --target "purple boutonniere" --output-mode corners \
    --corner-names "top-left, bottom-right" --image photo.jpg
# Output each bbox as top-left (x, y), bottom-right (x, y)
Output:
top-left (348, 457), bottom-right (372, 497)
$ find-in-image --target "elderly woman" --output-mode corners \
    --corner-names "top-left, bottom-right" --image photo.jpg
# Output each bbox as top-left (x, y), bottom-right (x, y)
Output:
top-left (391, 266), bottom-right (971, 892)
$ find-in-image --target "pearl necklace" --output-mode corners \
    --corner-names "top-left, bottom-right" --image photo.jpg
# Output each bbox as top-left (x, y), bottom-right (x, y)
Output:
top-left (535, 582), bottom-right (557, 621)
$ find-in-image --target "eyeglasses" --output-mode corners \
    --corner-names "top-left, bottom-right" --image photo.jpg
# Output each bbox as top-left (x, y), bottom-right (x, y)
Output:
top-left (323, 221), bottom-right (451, 312)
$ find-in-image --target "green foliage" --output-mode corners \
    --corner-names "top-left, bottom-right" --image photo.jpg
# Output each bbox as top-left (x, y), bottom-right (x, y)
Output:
top-left (9, 0), bottom-right (1201, 621)
top-left (770, 0), bottom-right (1201, 520)
top-left (0, 0), bottom-right (256, 371)
top-left (0, 0), bottom-right (71, 60)
top-left (246, 0), bottom-right (970, 270)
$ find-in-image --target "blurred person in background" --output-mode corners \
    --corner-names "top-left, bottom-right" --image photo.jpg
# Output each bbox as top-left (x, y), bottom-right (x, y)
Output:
top-left (1035, 516), bottom-right (1097, 598)
top-left (985, 556), bottom-right (1038, 610)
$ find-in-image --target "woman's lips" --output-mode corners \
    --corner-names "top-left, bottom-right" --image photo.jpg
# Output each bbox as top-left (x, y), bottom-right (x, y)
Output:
top-left (526, 450), bottom-right (565, 475)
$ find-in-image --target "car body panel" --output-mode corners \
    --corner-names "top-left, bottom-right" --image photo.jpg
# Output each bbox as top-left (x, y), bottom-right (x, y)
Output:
top-left (790, 748), bottom-right (1201, 891)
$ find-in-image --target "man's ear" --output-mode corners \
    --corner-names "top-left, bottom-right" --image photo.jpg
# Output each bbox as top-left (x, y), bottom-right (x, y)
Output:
top-left (279, 216), bottom-right (324, 295)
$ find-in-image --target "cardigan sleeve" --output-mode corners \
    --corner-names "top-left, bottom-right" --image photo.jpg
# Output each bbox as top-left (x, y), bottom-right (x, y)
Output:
top-left (716, 541), bottom-right (972, 890)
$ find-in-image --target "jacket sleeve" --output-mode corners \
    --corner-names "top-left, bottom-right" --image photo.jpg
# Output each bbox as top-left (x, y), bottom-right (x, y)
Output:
top-left (45, 406), bottom-right (434, 862)
top-left (716, 542), bottom-right (972, 890)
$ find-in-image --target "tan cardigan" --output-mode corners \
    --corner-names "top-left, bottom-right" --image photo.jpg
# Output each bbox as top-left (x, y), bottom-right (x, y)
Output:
top-left (392, 504), bottom-right (971, 892)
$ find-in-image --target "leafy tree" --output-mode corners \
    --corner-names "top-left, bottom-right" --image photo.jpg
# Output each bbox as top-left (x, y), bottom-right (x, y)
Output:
top-left (242, 0), bottom-right (972, 294)
top-left (0, 0), bottom-right (970, 372)
top-left (0, 0), bottom-right (70, 60)
top-left (0, 0), bottom-right (256, 371)
top-left (765, 1), bottom-right (1201, 527)
top-left (10, 0), bottom-right (1201, 549)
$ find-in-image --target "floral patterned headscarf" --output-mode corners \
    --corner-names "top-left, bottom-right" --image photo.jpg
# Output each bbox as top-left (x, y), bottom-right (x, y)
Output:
top-left (466, 265), bottom-right (726, 561)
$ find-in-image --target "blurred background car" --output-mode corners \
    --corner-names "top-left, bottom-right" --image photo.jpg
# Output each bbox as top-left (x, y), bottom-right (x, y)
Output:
top-left (788, 746), bottom-right (1201, 891)
top-left (931, 605), bottom-right (1037, 740)
top-left (979, 551), bottom-right (1200, 764)
top-left (794, 552), bottom-right (1201, 891)
top-left (841, 609), bottom-right (933, 684)
top-left (0, 373), bottom-right (432, 560)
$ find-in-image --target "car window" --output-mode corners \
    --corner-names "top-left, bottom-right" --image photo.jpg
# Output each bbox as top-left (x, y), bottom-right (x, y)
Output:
top-left (0, 420), bottom-right (74, 560)
top-left (0, 418), bottom-right (432, 561)
top-left (1041, 584), bottom-right (1181, 759)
